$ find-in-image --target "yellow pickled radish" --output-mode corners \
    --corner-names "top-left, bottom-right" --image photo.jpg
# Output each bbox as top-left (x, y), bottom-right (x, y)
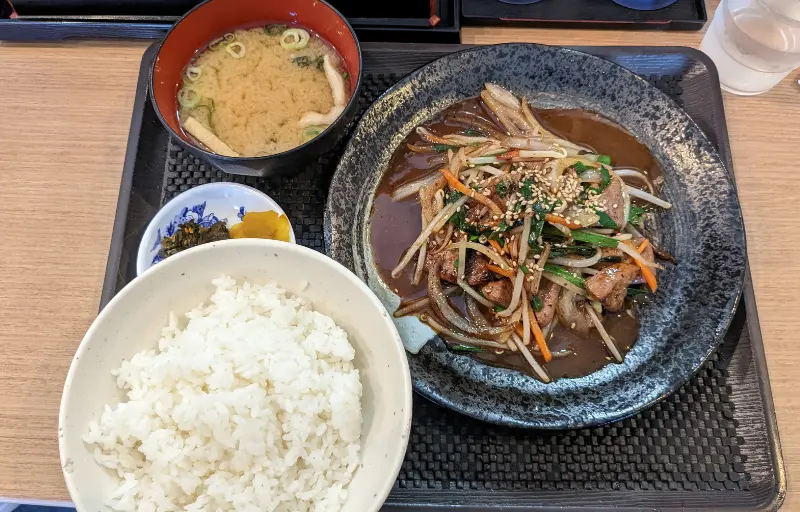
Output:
top-left (229, 211), bottom-right (292, 242)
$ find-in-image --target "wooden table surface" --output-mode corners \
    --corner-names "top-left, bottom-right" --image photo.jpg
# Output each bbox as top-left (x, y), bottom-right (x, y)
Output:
top-left (1, 0), bottom-right (799, 506)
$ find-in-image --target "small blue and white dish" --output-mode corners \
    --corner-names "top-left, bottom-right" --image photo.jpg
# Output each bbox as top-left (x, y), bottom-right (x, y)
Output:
top-left (137, 182), bottom-right (295, 275)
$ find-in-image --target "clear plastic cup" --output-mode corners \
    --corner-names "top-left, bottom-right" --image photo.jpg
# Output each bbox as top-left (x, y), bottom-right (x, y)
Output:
top-left (701, 0), bottom-right (800, 95)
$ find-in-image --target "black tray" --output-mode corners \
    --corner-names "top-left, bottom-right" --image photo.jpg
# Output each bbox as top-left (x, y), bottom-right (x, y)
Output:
top-left (101, 42), bottom-right (785, 511)
top-left (462, 0), bottom-right (706, 30)
top-left (0, 0), bottom-right (459, 42)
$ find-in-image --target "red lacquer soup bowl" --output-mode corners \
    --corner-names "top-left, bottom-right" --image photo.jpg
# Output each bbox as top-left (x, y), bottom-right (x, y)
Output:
top-left (150, 0), bottom-right (362, 177)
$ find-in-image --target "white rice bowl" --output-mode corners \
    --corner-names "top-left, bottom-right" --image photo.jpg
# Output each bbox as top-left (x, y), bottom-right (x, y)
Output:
top-left (83, 276), bottom-right (363, 511)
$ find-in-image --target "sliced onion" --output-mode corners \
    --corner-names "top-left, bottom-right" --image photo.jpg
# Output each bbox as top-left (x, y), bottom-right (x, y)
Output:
top-left (520, 99), bottom-right (541, 137)
top-left (390, 172), bottom-right (443, 201)
top-left (511, 333), bottom-right (551, 383)
top-left (443, 134), bottom-right (493, 145)
top-left (614, 233), bottom-right (633, 241)
top-left (625, 223), bottom-right (644, 238)
top-left (417, 126), bottom-right (454, 145)
top-left (625, 185), bottom-right (672, 209)
top-left (480, 90), bottom-right (522, 136)
top-left (519, 147), bottom-right (568, 159)
top-left (466, 296), bottom-right (490, 328)
top-left (548, 248), bottom-right (602, 268)
top-left (485, 83), bottom-right (521, 109)
top-left (497, 270), bottom-right (525, 318)
top-left (581, 268), bottom-right (600, 276)
top-left (421, 314), bottom-right (508, 350)
top-left (586, 307), bottom-right (622, 362)
top-left (542, 272), bottom-right (587, 296)
top-left (464, 241), bottom-right (510, 268)
top-left (280, 28), bottom-right (309, 49)
top-left (502, 136), bottom-right (555, 151)
top-left (391, 195), bottom-right (468, 278)
top-left (393, 285), bottom-right (458, 317)
top-left (615, 168), bottom-right (654, 194)
top-left (541, 315), bottom-right (558, 339)
top-left (428, 259), bottom-right (512, 337)
top-left (578, 168), bottom-right (603, 183)
top-left (518, 216), bottom-right (532, 265)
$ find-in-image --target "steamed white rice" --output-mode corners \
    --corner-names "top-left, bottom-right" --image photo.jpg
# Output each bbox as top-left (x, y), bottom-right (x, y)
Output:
top-left (83, 276), bottom-right (362, 511)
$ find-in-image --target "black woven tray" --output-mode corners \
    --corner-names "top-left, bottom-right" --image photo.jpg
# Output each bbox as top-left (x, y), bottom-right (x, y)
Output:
top-left (101, 42), bottom-right (785, 511)
top-left (461, 0), bottom-right (706, 30)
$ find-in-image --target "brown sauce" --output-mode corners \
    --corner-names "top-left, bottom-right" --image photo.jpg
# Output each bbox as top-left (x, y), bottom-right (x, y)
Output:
top-left (369, 98), bottom-right (660, 380)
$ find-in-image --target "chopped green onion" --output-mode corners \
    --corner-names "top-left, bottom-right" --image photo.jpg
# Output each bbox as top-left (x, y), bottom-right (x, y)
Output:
top-left (520, 264), bottom-right (531, 275)
top-left (542, 225), bottom-right (620, 248)
top-left (600, 165), bottom-right (611, 189)
top-left (519, 178), bottom-right (534, 200)
top-left (207, 37), bottom-right (224, 51)
top-left (434, 144), bottom-right (455, 152)
top-left (531, 296), bottom-right (544, 312)
top-left (570, 229), bottom-right (620, 248)
top-left (595, 209), bottom-right (618, 229)
top-left (597, 154), bottom-right (612, 165)
top-left (469, 234), bottom-right (480, 242)
top-left (301, 125), bottom-right (326, 142)
top-left (226, 42), bottom-right (246, 59)
top-left (572, 161), bottom-right (589, 173)
top-left (178, 86), bottom-right (201, 108)
top-left (292, 55), bottom-right (314, 67)
top-left (543, 264), bottom-right (586, 288)
top-left (493, 305), bottom-right (506, 312)
top-left (342, 71), bottom-right (349, 80)
top-left (280, 28), bottom-right (310, 50)
top-left (185, 66), bottom-right (202, 82)
top-left (627, 287), bottom-right (649, 297)
top-left (454, 258), bottom-right (460, 270)
top-left (628, 204), bottom-right (646, 226)
top-left (528, 218), bottom-right (545, 248)
top-left (495, 181), bottom-right (508, 197)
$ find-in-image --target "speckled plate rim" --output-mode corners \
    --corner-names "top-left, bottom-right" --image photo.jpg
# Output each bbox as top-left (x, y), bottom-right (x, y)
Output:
top-left (324, 43), bottom-right (746, 429)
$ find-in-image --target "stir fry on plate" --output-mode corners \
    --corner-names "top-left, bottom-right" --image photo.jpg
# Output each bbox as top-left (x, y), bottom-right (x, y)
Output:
top-left (385, 83), bottom-right (673, 383)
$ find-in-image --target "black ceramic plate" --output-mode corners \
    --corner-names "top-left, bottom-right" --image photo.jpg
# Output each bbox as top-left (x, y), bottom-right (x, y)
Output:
top-left (324, 43), bottom-right (745, 429)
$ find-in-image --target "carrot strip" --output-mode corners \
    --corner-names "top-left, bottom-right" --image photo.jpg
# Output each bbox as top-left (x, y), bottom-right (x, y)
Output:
top-left (545, 213), bottom-right (582, 230)
top-left (487, 264), bottom-right (515, 279)
top-left (488, 239), bottom-right (504, 255)
top-left (528, 309), bottom-right (552, 363)
top-left (439, 167), bottom-right (503, 215)
top-left (629, 239), bottom-right (658, 292)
